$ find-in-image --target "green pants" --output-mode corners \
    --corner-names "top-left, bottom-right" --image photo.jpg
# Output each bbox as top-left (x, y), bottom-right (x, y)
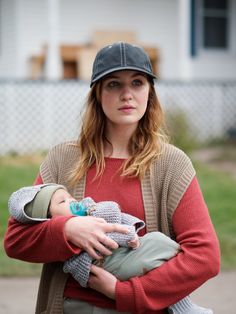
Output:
top-left (64, 232), bottom-right (180, 314)
top-left (102, 231), bottom-right (179, 280)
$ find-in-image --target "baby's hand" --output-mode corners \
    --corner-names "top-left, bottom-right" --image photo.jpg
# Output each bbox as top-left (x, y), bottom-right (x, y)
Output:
top-left (127, 234), bottom-right (140, 249)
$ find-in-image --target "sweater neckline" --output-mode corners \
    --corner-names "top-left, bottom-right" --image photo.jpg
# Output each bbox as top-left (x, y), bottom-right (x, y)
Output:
top-left (104, 156), bottom-right (127, 161)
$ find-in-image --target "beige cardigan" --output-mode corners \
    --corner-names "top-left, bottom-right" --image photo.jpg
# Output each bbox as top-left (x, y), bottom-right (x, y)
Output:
top-left (36, 141), bottom-right (195, 314)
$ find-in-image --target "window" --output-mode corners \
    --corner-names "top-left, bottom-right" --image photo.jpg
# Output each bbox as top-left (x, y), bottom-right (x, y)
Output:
top-left (201, 0), bottom-right (229, 49)
top-left (190, 0), bottom-right (232, 55)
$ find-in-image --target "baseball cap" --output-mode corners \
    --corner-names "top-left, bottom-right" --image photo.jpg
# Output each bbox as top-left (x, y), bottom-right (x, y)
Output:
top-left (90, 42), bottom-right (157, 86)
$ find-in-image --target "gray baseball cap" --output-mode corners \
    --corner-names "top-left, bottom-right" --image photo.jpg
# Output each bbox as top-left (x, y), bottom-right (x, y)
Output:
top-left (90, 42), bottom-right (157, 87)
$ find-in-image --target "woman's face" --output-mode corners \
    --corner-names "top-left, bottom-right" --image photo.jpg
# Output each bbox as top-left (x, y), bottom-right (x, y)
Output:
top-left (100, 70), bottom-right (150, 129)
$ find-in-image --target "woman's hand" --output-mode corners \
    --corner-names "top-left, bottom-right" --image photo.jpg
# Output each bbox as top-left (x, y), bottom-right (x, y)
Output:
top-left (88, 265), bottom-right (117, 299)
top-left (64, 216), bottom-right (128, 259)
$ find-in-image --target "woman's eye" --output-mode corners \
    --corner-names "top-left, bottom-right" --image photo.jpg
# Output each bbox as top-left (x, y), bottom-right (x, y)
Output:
top-left (132, 79), bottom-right (142, 86)
top-left (107, 81), bottom-right (119, 88)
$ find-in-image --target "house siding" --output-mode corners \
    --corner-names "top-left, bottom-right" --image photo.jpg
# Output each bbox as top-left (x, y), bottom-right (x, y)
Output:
top-left (0, 0), bottom-right (179, 80)
top-left (0, 0), bottom-right (18, 78)
top-left (16, 0), bottom-right (47, 79)
top-left (189, 0), bottom-right (236, 80)
top-left (0, 0), bottom-right (235, 80)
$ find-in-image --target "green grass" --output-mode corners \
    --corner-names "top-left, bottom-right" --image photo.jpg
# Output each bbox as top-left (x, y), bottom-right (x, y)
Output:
top-left (0, 155), bottom-right (43, 276)
top-left (194, 162), bottom-right (236, 269)
top-left (0, 154), bottom-right (236, 276)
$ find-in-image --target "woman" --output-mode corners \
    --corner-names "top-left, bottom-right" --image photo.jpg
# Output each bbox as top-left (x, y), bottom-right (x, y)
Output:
top-left (4, 42), bottom-right (220, 314)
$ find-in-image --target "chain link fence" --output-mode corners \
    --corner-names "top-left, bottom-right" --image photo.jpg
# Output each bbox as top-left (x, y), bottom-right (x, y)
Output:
top-left (0, 80), bottom-right (235, 155)
top-left (158, 81), bottom-right (236, 143)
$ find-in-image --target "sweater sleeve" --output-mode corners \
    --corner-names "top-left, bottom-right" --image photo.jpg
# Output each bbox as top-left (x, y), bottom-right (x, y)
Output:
top-left (4, 216), bottom-right (81, 263)
top-left (115, 176), bottom-right (220, 313)
top-left (4, 174), bottom-right (81, 263)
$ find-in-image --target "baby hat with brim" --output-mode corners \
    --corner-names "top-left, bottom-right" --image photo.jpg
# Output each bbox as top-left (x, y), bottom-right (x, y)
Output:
top-left (25, 184), bottom-right (66, 219)
top-left (9, 184), bottom-right (66, 224)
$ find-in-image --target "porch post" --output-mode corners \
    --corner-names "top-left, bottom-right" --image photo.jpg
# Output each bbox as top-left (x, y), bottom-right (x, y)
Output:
top-left (44, 0), bottom-right (62, 79)
top-left (178, 0), bottom-right (192, 80)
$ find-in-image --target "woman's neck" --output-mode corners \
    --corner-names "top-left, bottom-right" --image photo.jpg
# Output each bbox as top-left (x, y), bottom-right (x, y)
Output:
top-left (104, 124), bottom-right (136, 158)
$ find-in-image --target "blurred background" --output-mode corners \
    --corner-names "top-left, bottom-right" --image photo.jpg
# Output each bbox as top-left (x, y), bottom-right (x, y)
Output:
top-left (0, 0), bottom-right (236, 313)
top-left (0, 0), bottom-right (236, 154)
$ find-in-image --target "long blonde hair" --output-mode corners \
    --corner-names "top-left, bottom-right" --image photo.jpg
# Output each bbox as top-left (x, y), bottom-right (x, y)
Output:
top-left (70, 79), bottom-right (168, 185)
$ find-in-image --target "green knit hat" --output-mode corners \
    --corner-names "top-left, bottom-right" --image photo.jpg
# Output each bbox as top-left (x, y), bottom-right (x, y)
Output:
top-left (25, 184), bottom-right (66, 219)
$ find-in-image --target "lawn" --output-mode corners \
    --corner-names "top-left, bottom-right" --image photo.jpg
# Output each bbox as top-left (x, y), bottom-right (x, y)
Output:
top-left (0, 154), bottom-right (44, 276)
top-left (0, 154), bottom-right (236, 276)
top-left (194, 161), bottom-right (236, 269)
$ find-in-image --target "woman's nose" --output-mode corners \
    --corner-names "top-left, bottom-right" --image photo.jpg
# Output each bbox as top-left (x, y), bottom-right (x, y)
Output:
top-left (120, 86), bottom-right (133, 101)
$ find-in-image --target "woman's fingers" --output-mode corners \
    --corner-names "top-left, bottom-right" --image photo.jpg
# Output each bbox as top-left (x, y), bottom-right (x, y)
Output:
top-left (93, 217), bottom-right (107, 224)
top-left (88, 265), bottom-right (117, 299)
top-left (86, 247), bottom-right (104, 260)
top-left (98, 233), bottom-right (119, 250)
top-left (82, 237), bottom-right (116, 259)
top-left (64, 216), bottom-right (129, 257)
top-left (104, 223), bottom-right (129, 235)
top-left (84, 240), bottom-right (113, 259)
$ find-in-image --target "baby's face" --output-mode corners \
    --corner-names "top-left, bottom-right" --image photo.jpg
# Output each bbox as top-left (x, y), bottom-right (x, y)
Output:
top-left (50, 188), bottom-right (76, 212)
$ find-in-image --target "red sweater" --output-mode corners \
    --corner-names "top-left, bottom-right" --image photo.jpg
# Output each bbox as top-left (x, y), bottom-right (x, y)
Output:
top-left (4, 158), bottom-right (220, 314)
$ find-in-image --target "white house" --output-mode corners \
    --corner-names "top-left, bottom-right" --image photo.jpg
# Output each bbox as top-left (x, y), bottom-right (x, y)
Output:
top-left (0, 0), bottom-right (236, 155)
top-left (0, 0), bottom-right (235, 82)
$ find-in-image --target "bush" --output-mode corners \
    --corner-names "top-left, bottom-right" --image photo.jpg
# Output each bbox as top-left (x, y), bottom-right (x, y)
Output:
top-left (165, 109), bottom-right (199, 153)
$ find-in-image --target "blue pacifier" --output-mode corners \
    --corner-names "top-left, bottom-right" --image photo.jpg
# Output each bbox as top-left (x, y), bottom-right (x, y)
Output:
top-left (69, 201), bottom-right (88, 216)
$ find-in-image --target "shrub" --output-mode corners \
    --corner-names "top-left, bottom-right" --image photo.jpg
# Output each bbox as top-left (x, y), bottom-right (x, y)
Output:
top-left (165, 109), bottom-right (199, 153)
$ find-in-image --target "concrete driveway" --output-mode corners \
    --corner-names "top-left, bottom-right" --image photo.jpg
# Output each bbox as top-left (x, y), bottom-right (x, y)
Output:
top-left (0, 271), bottom-right (235, 313)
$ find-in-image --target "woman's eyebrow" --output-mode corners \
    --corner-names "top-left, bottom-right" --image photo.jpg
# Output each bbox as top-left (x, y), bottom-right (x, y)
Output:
top-left (104, 71), bottom-right (145, 82)
top-left (104, 75), bottom-right (119, 81)
top-left (131, 72), bottom-right (146, 78)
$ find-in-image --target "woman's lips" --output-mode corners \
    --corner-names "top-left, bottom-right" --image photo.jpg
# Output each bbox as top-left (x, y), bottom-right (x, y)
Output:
top-left (118, 106), bottom-right (135, 113)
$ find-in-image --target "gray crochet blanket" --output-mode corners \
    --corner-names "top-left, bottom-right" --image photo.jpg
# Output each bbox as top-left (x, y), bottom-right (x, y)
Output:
top-left (63, 197), bottom-right (145, 287)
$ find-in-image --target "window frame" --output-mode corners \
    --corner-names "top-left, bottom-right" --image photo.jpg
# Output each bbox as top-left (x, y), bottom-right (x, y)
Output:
top-left (191, 0), bottom-right (236, 57)
top-left (199, 0), bottom-right (229, 50)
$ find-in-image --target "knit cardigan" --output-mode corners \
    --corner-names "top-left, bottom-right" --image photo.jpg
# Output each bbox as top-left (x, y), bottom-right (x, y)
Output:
top-left (36, 141), bottom-right (195, 314)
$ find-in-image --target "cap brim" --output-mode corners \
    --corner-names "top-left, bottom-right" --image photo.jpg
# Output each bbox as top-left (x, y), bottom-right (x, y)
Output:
top-left (31, 185), bottom-right (66, 219)
top-left (90, 66), bottom-right (157, 87)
